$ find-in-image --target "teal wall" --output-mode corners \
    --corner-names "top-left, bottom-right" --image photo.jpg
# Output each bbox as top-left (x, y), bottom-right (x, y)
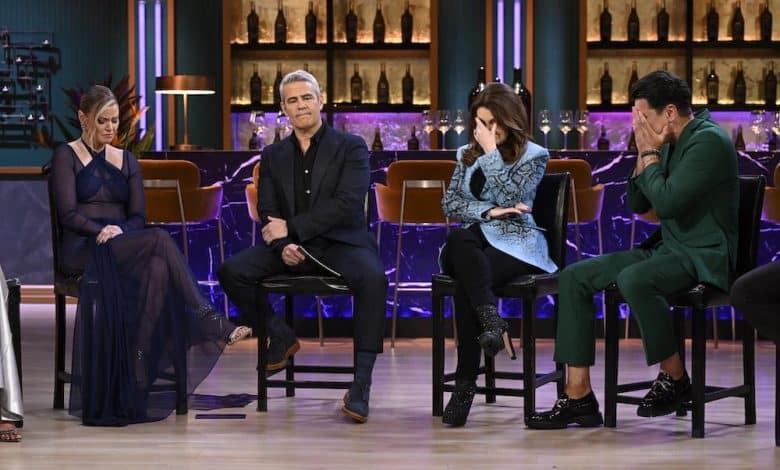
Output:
top-left (532, 0), bottom-right (580, 149)
top-left (0, 0), bottom-right (128, 166)
top-left (172, 0), bottom-right (222, 150)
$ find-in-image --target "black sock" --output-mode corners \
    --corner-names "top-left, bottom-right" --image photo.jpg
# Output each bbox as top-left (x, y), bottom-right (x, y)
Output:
top-left (355, 350), bottom-right (377, 384)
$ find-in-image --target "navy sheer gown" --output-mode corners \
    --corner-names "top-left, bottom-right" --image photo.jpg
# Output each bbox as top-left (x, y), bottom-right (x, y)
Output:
top-left (51, 141), bottom-right (235, 426)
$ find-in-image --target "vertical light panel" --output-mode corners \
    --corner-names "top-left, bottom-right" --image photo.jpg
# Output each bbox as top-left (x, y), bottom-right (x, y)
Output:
top-left (496, 0), bottom-right (505, 83)
top-left (137, 1), bottom-right (147, 133)
top-left (154, 0), bottom-right (163, 150)
top-left (514, 0), bottom-right (521, 69)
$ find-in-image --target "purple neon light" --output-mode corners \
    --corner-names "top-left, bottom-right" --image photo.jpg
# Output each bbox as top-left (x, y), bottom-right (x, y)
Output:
top-left (154, 0), bottom-right (163, 150)
top-left (137, 1), bottom-right (146, 133)
top-left (514, 0), bottom-right (521, 68)
top-left (496, 0), bottom-right (504, 83)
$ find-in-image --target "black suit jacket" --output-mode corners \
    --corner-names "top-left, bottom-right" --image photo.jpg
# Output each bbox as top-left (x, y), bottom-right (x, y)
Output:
top-left (257, 123), bottom-right (373, 252)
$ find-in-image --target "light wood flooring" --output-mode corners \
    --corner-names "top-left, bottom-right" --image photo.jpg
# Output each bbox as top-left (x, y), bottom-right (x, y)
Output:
top-left (2, 304), bottom-right (779, 469)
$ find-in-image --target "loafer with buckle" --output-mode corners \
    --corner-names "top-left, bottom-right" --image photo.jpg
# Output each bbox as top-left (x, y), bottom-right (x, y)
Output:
top-left (637, 371), bottom-right (691, 417)
top-left (526, 391), bottom-right (604, 429)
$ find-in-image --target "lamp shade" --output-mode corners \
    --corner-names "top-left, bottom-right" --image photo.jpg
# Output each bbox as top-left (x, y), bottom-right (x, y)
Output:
top-left (155, 75), bottom-right (214, 95)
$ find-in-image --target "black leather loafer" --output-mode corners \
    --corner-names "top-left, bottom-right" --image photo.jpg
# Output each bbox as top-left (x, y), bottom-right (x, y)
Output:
top-left (526, 391), bottom-right (604, 429)
top-left (637, 371), bottom-right (691, 417)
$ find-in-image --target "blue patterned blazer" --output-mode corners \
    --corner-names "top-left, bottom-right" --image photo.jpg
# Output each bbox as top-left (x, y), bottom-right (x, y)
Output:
top-left (441, 141), bottom-right (557, 273)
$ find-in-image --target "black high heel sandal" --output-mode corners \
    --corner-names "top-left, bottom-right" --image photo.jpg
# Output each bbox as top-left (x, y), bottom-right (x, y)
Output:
top-left (442, 379), bottom-right (477, 427)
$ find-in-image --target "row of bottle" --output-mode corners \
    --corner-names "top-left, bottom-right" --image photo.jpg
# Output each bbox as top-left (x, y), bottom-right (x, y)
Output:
top-left (598, 1), bottom-right (773, 43)
top-left (246, 62), bottom-right (417, 106)
top-left (249, 121), bottom-right (420, 151)
top-left (598, 61), bottom-right (777, 106)
top-left (246, 0), bottom-right (414, 45)
top-left (468, 66), bottom-right (532, 124)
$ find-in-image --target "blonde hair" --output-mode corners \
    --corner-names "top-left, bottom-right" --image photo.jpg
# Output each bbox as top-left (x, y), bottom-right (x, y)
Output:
top-left (79, 85), bottom-right (118, 146)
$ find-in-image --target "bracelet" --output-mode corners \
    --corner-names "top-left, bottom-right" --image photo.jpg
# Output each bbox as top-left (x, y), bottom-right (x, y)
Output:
top-left (639, 149), bottom-right (661, 159)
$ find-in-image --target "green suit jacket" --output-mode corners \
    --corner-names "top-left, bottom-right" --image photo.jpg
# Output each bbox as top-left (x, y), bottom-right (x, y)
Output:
top-left (627, 109), bottom-right (739, 292)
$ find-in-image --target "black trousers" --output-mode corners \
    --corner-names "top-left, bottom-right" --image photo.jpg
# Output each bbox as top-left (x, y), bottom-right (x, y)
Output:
top-left (217, 239), bottom-right (388, 353)
top-left (731, 259), bottom-right (780, 344)
top-left (439, 225), bottom-right (541, 380)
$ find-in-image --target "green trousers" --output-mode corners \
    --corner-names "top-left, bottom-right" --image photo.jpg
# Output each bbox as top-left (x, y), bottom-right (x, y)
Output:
top-left (553, 245), bottom-right (697, 367)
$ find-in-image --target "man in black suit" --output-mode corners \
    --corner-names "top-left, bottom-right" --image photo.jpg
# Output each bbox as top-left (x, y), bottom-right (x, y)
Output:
top-left (218, 70), bottom-right (387, 423)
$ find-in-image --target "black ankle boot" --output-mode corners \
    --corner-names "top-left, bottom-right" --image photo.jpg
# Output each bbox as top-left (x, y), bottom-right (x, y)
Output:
top-left (475, 304), bottom-right (516, 359)
top-left (442, 379), bottom-right (477, 427)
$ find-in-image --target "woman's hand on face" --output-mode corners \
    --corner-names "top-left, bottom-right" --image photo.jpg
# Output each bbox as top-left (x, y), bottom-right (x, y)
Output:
top-left (473, 118), bottom-right (497, 154)
top-left (96, 224), bottom-right (124, 244)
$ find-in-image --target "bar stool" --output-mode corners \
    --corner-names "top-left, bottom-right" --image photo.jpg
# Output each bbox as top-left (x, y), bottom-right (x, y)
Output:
top-left (374, 159), bottom-right (457, 347)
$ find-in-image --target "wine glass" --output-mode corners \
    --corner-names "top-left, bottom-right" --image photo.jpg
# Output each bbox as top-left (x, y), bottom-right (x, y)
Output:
top-left (576, 110), bottom-right (589, 150)
top-left (558, 110), bottom-right (573, 150)
top-left (453, 109), bottom-right (466, 135)
top-left (421, 110), bottom-right (434, 135)
top-left (749, 109), bottom-right (765, 151)
top-left (538, 109), bottom-right (552, 148)
top-left (772, 111), bottom-right (780, 136)
top-left (277, 113), bottom-right (292, 139)
top-left (437, 110), bottom-right (451, 150)
top-left (249, 110), bottom-right (266, 147)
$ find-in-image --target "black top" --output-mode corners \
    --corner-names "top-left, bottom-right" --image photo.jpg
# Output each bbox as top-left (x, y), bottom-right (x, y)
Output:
top-left (469, 167), bottom-right (487, 199)
top-left (288, 122), bottom-right (327, 245)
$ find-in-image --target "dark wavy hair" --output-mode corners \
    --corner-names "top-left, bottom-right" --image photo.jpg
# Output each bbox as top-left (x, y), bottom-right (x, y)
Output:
top-left (461, 82), bottom-right (531, 167)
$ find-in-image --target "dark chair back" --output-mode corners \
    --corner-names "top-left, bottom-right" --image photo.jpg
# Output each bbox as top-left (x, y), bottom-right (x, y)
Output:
top-left (532, 172), bottom-right (571, 270)
top-left (43, 163), bottom-right (66, 279)
top-left (735, 175), bottom-right (766, 278)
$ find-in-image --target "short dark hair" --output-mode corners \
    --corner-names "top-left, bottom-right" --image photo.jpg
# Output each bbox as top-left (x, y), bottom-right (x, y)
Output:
top-left (629, 70), bottom-right (692, 117)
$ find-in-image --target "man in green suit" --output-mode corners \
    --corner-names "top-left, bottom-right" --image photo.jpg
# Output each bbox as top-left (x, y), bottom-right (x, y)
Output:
top-left (527, 71), bottom-right (738, 429)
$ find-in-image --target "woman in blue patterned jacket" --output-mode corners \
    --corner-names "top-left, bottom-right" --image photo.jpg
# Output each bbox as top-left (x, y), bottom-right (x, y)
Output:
top-left (439, 82), bottom-right (556, 426)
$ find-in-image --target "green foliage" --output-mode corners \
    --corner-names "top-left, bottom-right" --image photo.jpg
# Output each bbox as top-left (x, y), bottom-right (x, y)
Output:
top-left (36, 74), bottom-right (154, 154)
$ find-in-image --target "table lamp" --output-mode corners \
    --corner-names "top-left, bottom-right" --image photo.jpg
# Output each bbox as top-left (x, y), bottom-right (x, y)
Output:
top-left (155, 75), bottom-right (214, 150)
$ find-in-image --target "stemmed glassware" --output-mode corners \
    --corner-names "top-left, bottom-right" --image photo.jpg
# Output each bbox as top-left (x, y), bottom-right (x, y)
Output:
top-left (538, 109), bottom-right (552, 149)
top-left (437, 110), bottom-right (451, 150)
top-left (576, 110), bottom-right (589, 150)
top-left (558, 110), bottom-right (573, 150)
top-left (452, 109), bottom-right (466, 135)
top-left (249, 110), bottom-right (266, 144)
top-left (422, 110), bottom-right (435, 135)
top-left (772, 111), bottom-right (780, 137)
top-left (749, 109), bottom-right (765, 151)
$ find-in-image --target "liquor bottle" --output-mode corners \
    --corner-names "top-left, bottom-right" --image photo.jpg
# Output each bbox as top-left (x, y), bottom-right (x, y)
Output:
top-left (733, 61), bottom-right (746, 105)
top-left (468, 66), bottom-right (486, 108)
top-left (350, 64), bottom-right (363, 104)
top-left (248, 128), bottom-right (259, 150)
top-left (627, 0), bottom-right (640, 43)
top-left (760, 2), bottom-right (773, 43)
top-left (401, 0), bottom-right (413, 44)
top-left (734, 125), bottom-right (746, 151)
top-left (600, 63), bottom-right (612, 105)
top-left (275, 0), bottom-right (287, 44)
top-left (768, 131), bottom-right (778, 151)
top-left (273, 63), bottom-right (283, 106)
top-left (346, 1), bottom-right (358, 44)
top-left (250, 64), bottom-right (262, 105)
top-left (628, 61), bottom-right (639, 100)
top-left (731, 1), bottom-right (744, 41)
top-left (706, 61), bottom-right (719, 105)
top-left (371, 126), bottom-right (384, 151)
top-left (662, 61), bottom-right (669, 71)
top-left (628, 129), bottom-right (637, 152)
top-left (706, 2), bottom-right (719, 42)
top-left (407, 126), bottom-right (420, 150)
top-left (599, 1), bottom-right (612, 42)
top-left (765, 62), bottom-right (777, 106)
top-left (377, 63), bottom-right (390, 104)
top-left (657, 0), bottom-right (669, 42)
top-left (305, 1), bottom-right (317, 45)
top-left (512, 67), bottom-right (532, 126)
top-left (402, 64), bottom-right (414, 105)
top-left (247, 1), bottom-right (259, 44)
top-left (597, 125), bottom-right (610, 150)
top-left (373, 0), bottom-right (386, 44)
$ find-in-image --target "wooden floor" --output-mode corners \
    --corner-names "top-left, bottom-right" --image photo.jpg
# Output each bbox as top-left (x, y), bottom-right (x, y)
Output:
top-left (4, 304), bottom-right (779, 469)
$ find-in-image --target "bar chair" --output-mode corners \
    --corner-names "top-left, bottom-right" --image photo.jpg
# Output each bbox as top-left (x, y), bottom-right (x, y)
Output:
top-left (603, 175), bottom-right (764, 438)
top-left (374, 159), bottom-right (457, 347)
top-left (432, 172), bottom-right (571, 420)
